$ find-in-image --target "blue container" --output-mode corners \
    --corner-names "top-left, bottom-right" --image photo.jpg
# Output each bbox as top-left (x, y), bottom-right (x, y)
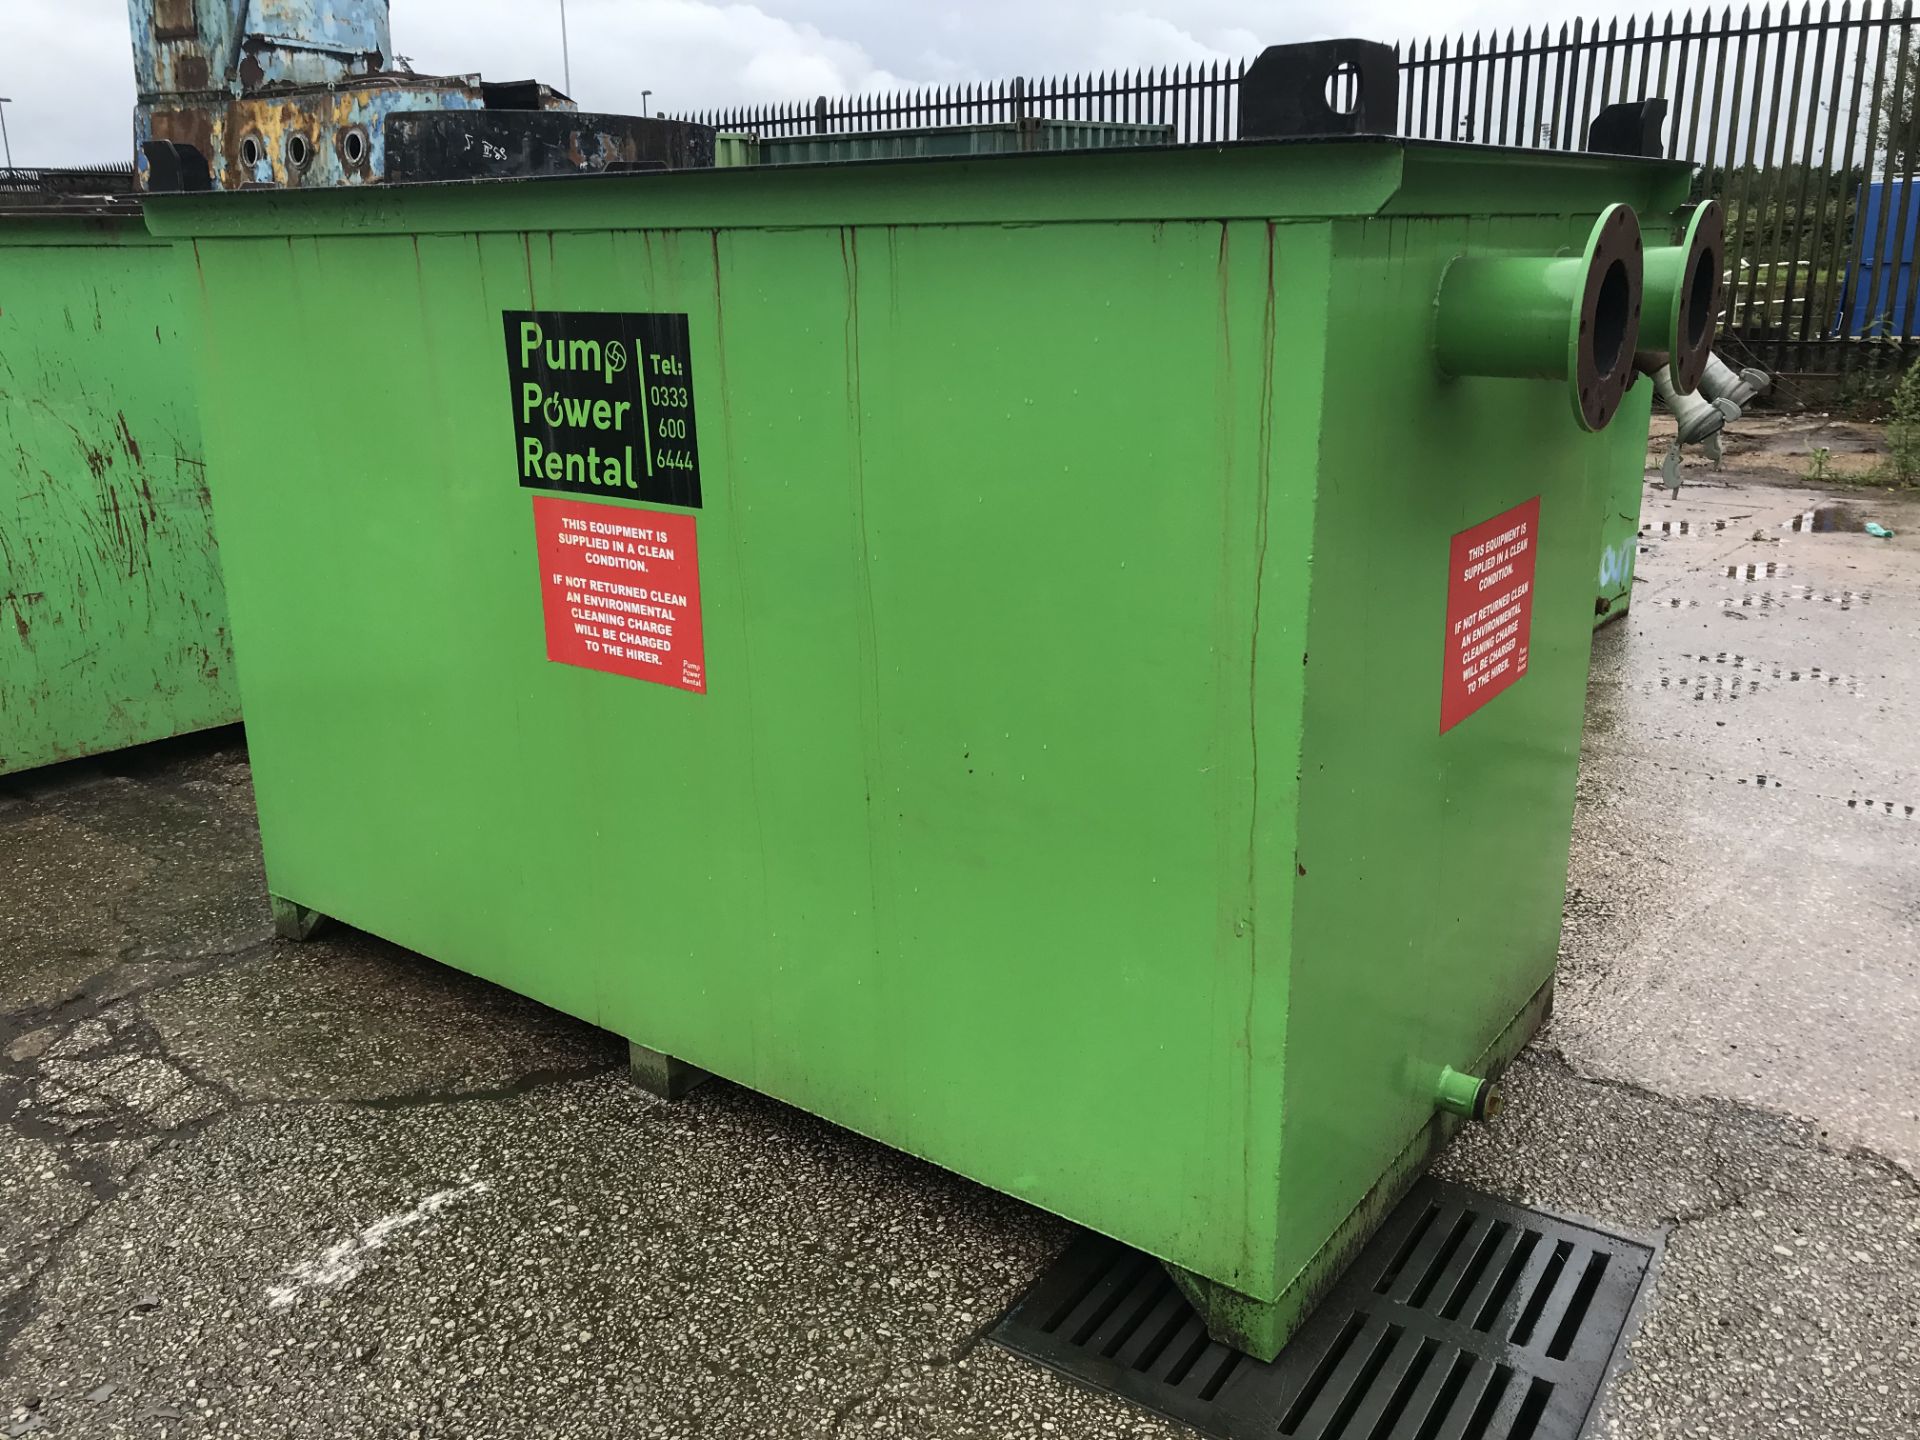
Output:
top-left (1835, 181), bottom-right (1920, 337)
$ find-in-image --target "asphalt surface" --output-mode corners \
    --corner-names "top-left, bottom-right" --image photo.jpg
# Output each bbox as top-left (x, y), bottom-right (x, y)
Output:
top-left (3, 443), bottom-right (1917, 1438)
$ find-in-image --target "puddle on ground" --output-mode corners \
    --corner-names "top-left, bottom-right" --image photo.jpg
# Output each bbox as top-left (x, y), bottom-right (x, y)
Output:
top-left (1738, 424), bottom-right (1881, 456)
top-left (1717, 587), bottom-right (1869, 610)
top-left (1784, 504), bottom-right (1866, 532)
top-left (1848, 798), bottom-right (1918, 818)
top-left (1665, 652), bottom-right (1865, 694)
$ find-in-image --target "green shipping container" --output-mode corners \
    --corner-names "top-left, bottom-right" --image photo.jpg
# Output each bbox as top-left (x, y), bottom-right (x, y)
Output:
top-left (1, 204), bottom-right (236, 775)
top-left (149, 138), bottom-right (1692, 1357)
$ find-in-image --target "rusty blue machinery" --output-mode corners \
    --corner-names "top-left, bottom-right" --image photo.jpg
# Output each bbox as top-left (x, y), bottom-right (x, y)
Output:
top-left (131, 0), bottom-right (711, 191)
top-left (5, 4), bottom-right (713, 777)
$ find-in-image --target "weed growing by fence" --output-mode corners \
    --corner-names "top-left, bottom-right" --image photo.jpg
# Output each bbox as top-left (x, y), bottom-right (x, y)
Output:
top-left (1875, 355), bottom-right (1920, 481)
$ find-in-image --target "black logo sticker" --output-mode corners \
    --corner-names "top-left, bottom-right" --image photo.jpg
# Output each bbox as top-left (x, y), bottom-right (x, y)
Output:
top-left (504, 310), bottom-right (701, 509)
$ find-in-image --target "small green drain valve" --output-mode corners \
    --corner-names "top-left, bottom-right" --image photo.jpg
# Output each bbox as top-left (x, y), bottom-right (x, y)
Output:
top-left (1436, 1067), bottom-right (1503, 1122)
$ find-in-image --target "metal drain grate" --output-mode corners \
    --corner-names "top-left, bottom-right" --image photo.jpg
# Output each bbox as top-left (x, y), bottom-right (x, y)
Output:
top-left (992, 1178), bottom-right (1656, 1440)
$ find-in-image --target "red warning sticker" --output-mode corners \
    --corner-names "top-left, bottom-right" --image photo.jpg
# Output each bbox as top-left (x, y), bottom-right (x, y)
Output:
top-left (533, 496), bottom-right (705, 694)
top-left (1441, 497), bottom-right (1539, 733)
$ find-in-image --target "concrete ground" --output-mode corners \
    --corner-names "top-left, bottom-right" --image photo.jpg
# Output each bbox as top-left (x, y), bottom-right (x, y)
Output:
top-left (3, 433), bottom-right (1917, 1438)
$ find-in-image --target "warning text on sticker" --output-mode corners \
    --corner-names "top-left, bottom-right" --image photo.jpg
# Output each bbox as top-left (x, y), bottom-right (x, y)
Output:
top-left (534, 496), bottom-right (706, 693)
top-left (550, 514), bottom-right (681, 575)
top-left (1459, 525), bottom-right (1533, 592)
top-left (1441, 497), bottom-right (1541, 733)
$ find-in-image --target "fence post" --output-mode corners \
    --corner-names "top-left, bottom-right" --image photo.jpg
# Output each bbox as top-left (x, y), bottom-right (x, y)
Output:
top-left (1013, 75), bottom-right (1028, 122)
top-left (814, 96), bottom-right (829, 135)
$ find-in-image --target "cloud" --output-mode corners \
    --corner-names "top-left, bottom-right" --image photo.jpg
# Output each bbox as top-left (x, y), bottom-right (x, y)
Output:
top-left (396, 0), bottom-right (910, 112)
top-left (0, 0), bottom-right (1682, 168)
top-left (0, 1), bottom-right (136, 167)
top-left (1090, 14), bottom-right (1241, 68)
top-left (0, 0), bottom-right (917, 163)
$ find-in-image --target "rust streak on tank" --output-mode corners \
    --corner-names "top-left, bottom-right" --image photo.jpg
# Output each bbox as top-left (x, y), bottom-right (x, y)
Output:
top-left (76, 436), bottom-right (112, 481)
top-left (116, 411), bottom-right (144, 465)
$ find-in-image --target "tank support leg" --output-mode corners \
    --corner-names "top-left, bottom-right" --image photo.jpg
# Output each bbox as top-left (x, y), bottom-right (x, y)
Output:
top-left (628, 1043), bottom-right (710, 1101)
top-left (270, 895), bottom-right (328, 941)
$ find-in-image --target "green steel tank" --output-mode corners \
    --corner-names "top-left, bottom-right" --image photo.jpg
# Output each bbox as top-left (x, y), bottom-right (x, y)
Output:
top-left (0, 190), bottom-right (235, 775)
top-left (149, 41), bottom-right (1716, 1358)
top-left (1587, 172), bottom-right (1725, 630)
top-left (1593, 388), bottom-right (1654, 627)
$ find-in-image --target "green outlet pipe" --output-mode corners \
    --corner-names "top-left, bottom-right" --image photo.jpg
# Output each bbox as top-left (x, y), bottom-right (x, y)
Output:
top-left (1434, 203), bottom-right (1644, 433)
top-left (1435, 1066), bottom-right (1504, 1121)
top-left (1637, 200), bottom-right (1724, 395)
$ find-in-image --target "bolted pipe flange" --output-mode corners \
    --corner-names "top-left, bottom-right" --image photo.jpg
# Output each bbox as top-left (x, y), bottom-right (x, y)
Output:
top-left (1573, 204), bottom-right (1647, 431)
top-left (1434, 203), bottom-right (1646, 433)
top-left (1638, 201), bottom-right (1725, 395)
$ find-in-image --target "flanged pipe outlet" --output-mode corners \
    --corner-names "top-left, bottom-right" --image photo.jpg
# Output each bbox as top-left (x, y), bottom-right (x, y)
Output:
top-left (1638, 200), bottom-right (1725, 395)
top-left (1434, 204), bottom-right (1645, 433)
top-left (1435, 1066), bottom-right (1504, 1122)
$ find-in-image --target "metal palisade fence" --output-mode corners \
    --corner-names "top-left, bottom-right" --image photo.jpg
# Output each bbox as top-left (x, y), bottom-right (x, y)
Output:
top-left (688, 4), bottom-right (1920, 379)
top-left (0, 164), bottom-right (136, 194)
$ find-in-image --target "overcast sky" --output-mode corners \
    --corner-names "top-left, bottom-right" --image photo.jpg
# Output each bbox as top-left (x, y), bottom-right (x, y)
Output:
top-left (5, 0), bottom-right (1672, 167)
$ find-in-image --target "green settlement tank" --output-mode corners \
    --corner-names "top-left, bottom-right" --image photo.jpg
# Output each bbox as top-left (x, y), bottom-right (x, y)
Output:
top-left (0, 198), bottom-right (235, 774)
top-left (150, 128), bottom-right (1698, 1357)
top-left (1592, 200), bottom-right (1725, 628)
top-left (1594, 386), bottom-right (1653, 628)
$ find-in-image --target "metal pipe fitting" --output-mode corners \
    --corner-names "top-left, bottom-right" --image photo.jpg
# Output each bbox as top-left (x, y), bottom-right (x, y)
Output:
top-left (1435, 1066), bottom-right (1504, 1122)
top-left (1700, 353), bottom-right (1771, 410)
top-left (1434, 204), bottom-right (1645, 433)
top-left (1651, 363), bottom-right (1741, 444)
top-left (1637, 200), bottom-right (1724, 394)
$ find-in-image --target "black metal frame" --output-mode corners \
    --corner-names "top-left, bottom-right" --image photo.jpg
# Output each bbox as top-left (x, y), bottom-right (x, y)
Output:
top-left (0, 165), bottom-right (136, 195)
top-left (683, 5), bottom-right (1920, 379)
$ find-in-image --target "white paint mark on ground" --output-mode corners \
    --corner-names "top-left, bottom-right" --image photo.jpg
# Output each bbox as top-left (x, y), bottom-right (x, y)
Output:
top-left (266, 1180), bottom-right (489, 1309)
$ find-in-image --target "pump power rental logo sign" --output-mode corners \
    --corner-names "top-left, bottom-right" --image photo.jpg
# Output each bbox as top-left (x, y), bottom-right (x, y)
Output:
top-left (503, 310), bottom-right (702, 509)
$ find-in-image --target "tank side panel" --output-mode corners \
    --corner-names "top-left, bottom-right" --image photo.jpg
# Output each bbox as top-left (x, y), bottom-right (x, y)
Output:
top-left (181, 213), bottom-right (1320, 1290)
top-left (1278, 210), bottom-right (1623, 1288)
top-left (842, 219), bottom-right (1322, 1295)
